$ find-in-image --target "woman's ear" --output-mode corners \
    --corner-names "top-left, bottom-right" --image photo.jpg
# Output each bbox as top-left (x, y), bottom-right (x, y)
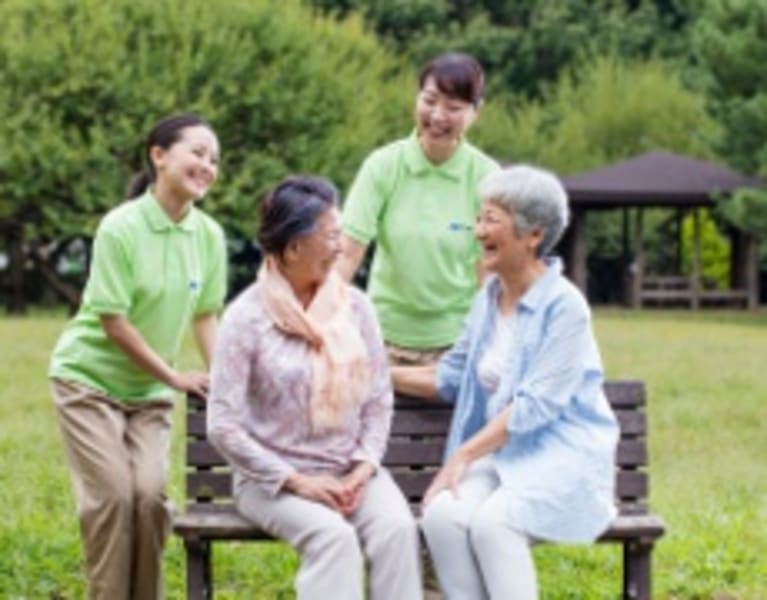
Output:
top-left (529, 229), bottom-right (544, 253)
top-left (283, 240), bottom-right (301, 265)
top-left (149, 145), bottom-right (166, 172)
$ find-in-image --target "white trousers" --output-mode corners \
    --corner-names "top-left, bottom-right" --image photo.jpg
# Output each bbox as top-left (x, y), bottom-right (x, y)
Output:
top-left (236, 468), bottom-right (422, 600)
top-left (421, 458), bottom-right (538, 600)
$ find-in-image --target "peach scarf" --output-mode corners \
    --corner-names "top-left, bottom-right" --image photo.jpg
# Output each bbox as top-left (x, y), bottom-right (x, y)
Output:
top-left (259, 256), bottom-right (371, 432)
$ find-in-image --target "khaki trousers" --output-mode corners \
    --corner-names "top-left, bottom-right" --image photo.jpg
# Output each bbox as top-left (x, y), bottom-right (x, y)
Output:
top-left (385, 343), bottom-right (449, 367)
top-left (51, 378), bottom-right (173, 600)
top-left (236, 468), bottom-right (423, 600)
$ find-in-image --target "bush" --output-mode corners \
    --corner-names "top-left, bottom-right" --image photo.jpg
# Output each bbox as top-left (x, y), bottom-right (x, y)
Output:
top-left (0, 0), bottom-right (412, 307)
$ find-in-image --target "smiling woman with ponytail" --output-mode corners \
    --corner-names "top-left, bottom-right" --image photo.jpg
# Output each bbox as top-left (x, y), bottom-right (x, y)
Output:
top-left (49, 113), bottom-right (228, 600)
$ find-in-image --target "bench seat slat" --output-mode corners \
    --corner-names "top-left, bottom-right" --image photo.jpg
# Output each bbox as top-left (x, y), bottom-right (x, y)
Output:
top-left (173, 506), bottom-right (664, 544)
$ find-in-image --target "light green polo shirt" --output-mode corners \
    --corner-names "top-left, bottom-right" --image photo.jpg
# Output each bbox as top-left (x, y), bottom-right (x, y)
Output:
top-left (49, 189), bottom-right (227, 402)
top-left (343, 133), bottom-right (498, 348)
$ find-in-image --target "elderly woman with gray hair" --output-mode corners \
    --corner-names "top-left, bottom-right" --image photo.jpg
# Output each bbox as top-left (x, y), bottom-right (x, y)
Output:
top-left (392, 165), bottom-right (618, 599)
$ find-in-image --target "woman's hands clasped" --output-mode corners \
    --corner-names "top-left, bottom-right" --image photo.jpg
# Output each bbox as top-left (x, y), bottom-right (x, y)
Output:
top-left (284, 462), bottom-right (376, 516)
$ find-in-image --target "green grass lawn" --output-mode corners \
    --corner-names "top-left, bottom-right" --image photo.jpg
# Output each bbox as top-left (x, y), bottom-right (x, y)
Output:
top-left (1, 309), bottom-right (766, 599)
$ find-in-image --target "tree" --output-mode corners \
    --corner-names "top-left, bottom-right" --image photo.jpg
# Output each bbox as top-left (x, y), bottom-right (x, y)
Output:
top-left (695, 0), bottom-right (767, 248)
top-left (0, 0), bottom-right (412, 311)
top-left (307, 0), bottom-right (697, 100)
top-left (490, 55), bottom-right (718, 173)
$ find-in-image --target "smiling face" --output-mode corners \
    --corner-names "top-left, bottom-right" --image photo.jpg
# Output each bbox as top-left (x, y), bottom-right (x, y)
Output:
top-left (415, 76), bottom-right (477, 161)
top-left (287, 207), bottom-right (343, 288)
top-left (475, 200), bottom-right (542, 274)
top-left (151, 124), bottom-right (220, 202)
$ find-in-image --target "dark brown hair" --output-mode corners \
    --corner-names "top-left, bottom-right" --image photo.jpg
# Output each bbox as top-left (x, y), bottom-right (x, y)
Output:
top-left (419, 52), bottom-right (485, 106)
top-left (125, 113), bottom-right (214, 199)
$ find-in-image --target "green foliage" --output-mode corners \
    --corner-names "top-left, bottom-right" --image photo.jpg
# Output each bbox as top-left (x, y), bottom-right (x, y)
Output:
top-left (308, 0), bottom-right (697, 100)
top-left (718, 188), bottom-right (767, 239)
top-left (695, 0), bottom-right (767, 175)
top-left (680, 209), bottom-right (731, 288)
top-left (0, 0), bottom-right (411, 242)
top-left (3, 311), bottom-right (767, 597)
top-left (496, 55), bottom-right (719, 173)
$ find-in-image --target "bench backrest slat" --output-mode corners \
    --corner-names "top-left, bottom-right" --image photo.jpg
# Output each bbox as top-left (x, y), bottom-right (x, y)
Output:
top-left (185, 380), bottom-right (651, 515)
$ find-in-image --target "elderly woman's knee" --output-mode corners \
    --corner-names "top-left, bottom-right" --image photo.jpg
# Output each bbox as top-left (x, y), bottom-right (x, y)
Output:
top-left (370, 512), bottom-right (420, 549)
top-left (421, 494), bottom-right (463, 540)
top-left (310, 518), bottom-right (362, 560)
top-left (467, 505), bottom-right (507, 549)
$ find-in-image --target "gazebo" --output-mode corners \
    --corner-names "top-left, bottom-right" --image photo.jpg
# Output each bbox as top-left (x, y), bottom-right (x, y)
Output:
top-left (558, 151), bottom-right (764, 308)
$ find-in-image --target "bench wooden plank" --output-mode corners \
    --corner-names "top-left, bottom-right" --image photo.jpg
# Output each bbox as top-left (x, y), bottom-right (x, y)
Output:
top-left (187, 438), bottom-right (646, 470)
top-left (174, 508), bottom-right (665, 544)
top-left (186, 464), bottom-right (649, 502)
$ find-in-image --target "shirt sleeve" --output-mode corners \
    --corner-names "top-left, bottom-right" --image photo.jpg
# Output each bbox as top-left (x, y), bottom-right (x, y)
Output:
top-left (349, 292), bottom-right (394, 467)
top-left (342, 150), bottom-right (390, 245)
top-left (507, 295), bottom-right (603, 435)
top-left (207, 305), bottom-right (297, 496)
top-left (86, 220), bottom-right (133, 315)
top-left (195, 222), bottom-right (227, 315)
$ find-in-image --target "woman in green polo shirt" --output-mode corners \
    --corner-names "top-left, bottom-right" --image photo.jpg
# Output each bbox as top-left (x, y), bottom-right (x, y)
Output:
top-left (49, 113), bottom-right (227, 600)
top-left (338, 52), bottom-right (499, 365)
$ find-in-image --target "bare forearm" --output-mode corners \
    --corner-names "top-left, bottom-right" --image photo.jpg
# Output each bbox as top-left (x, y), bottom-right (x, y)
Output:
top-left (100, 314), bottom-right (176, 386)
top-left (458, 406), bottom-right (511, 461)
top-left (391, 365), bottom-right (439, 399)
top-left (193, 312), bottom-right (218, 368)
top-left (336, 234), bottom-right (367, 282)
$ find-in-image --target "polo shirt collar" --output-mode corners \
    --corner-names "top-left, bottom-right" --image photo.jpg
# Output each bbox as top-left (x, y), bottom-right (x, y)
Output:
top-left (403, 131), bottom-right (469, 181)
top-left (139, 188), bottom-right (196, 232)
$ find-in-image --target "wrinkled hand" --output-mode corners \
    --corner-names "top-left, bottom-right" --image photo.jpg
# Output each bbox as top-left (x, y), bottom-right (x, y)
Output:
top-left (422, 450), bottom-right (472, 508)
top-left (284, 472), bottom-right (349, 513)
top-left (338, 462), bottom-right (375, 516)
top-left (170, 371), bottom-right (210, 397)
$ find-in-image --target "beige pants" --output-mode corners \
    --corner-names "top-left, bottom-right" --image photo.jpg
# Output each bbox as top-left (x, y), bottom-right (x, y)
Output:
top-left (236, 468), bottom-right (423, 600)
top-left (51, 378), bottom-right (173, 600)
top-left (385, 343), bottom-right (449, 367)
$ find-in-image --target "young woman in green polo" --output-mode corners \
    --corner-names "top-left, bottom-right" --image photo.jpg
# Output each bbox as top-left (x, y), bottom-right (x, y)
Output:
top-left (337, 53), bottom-right (499, 365)
top-left (49, 114), bottom-right (227, 600)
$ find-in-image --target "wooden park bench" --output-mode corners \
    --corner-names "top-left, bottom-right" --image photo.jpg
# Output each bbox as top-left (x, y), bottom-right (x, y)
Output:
top-left (173, 379), bottom-right (665, 600)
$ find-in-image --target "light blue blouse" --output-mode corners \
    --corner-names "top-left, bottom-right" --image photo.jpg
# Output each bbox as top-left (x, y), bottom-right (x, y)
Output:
top-left (436, 258), bottom-right (619, 543)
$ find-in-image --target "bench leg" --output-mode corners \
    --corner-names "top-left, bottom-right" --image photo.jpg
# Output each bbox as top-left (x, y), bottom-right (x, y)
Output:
top-left (623, 540), bottom-right (653, 600)
top-left (186, 539), bottom-right (213, 600)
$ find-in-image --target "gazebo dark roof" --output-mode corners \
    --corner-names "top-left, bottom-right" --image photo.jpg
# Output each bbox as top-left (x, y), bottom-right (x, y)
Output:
top-left (562, 151), bottom-right (764, 208)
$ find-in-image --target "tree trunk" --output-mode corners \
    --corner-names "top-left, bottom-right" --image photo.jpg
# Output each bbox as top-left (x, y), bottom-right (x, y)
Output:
top-left (29, 244), bottom-right (82, 312)
top-left (6, 223), bottom-right (26, 313)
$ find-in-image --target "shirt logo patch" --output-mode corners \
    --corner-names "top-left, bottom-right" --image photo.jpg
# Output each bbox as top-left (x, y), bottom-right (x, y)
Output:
top-left (448, 222), bottom-right (472, 232)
